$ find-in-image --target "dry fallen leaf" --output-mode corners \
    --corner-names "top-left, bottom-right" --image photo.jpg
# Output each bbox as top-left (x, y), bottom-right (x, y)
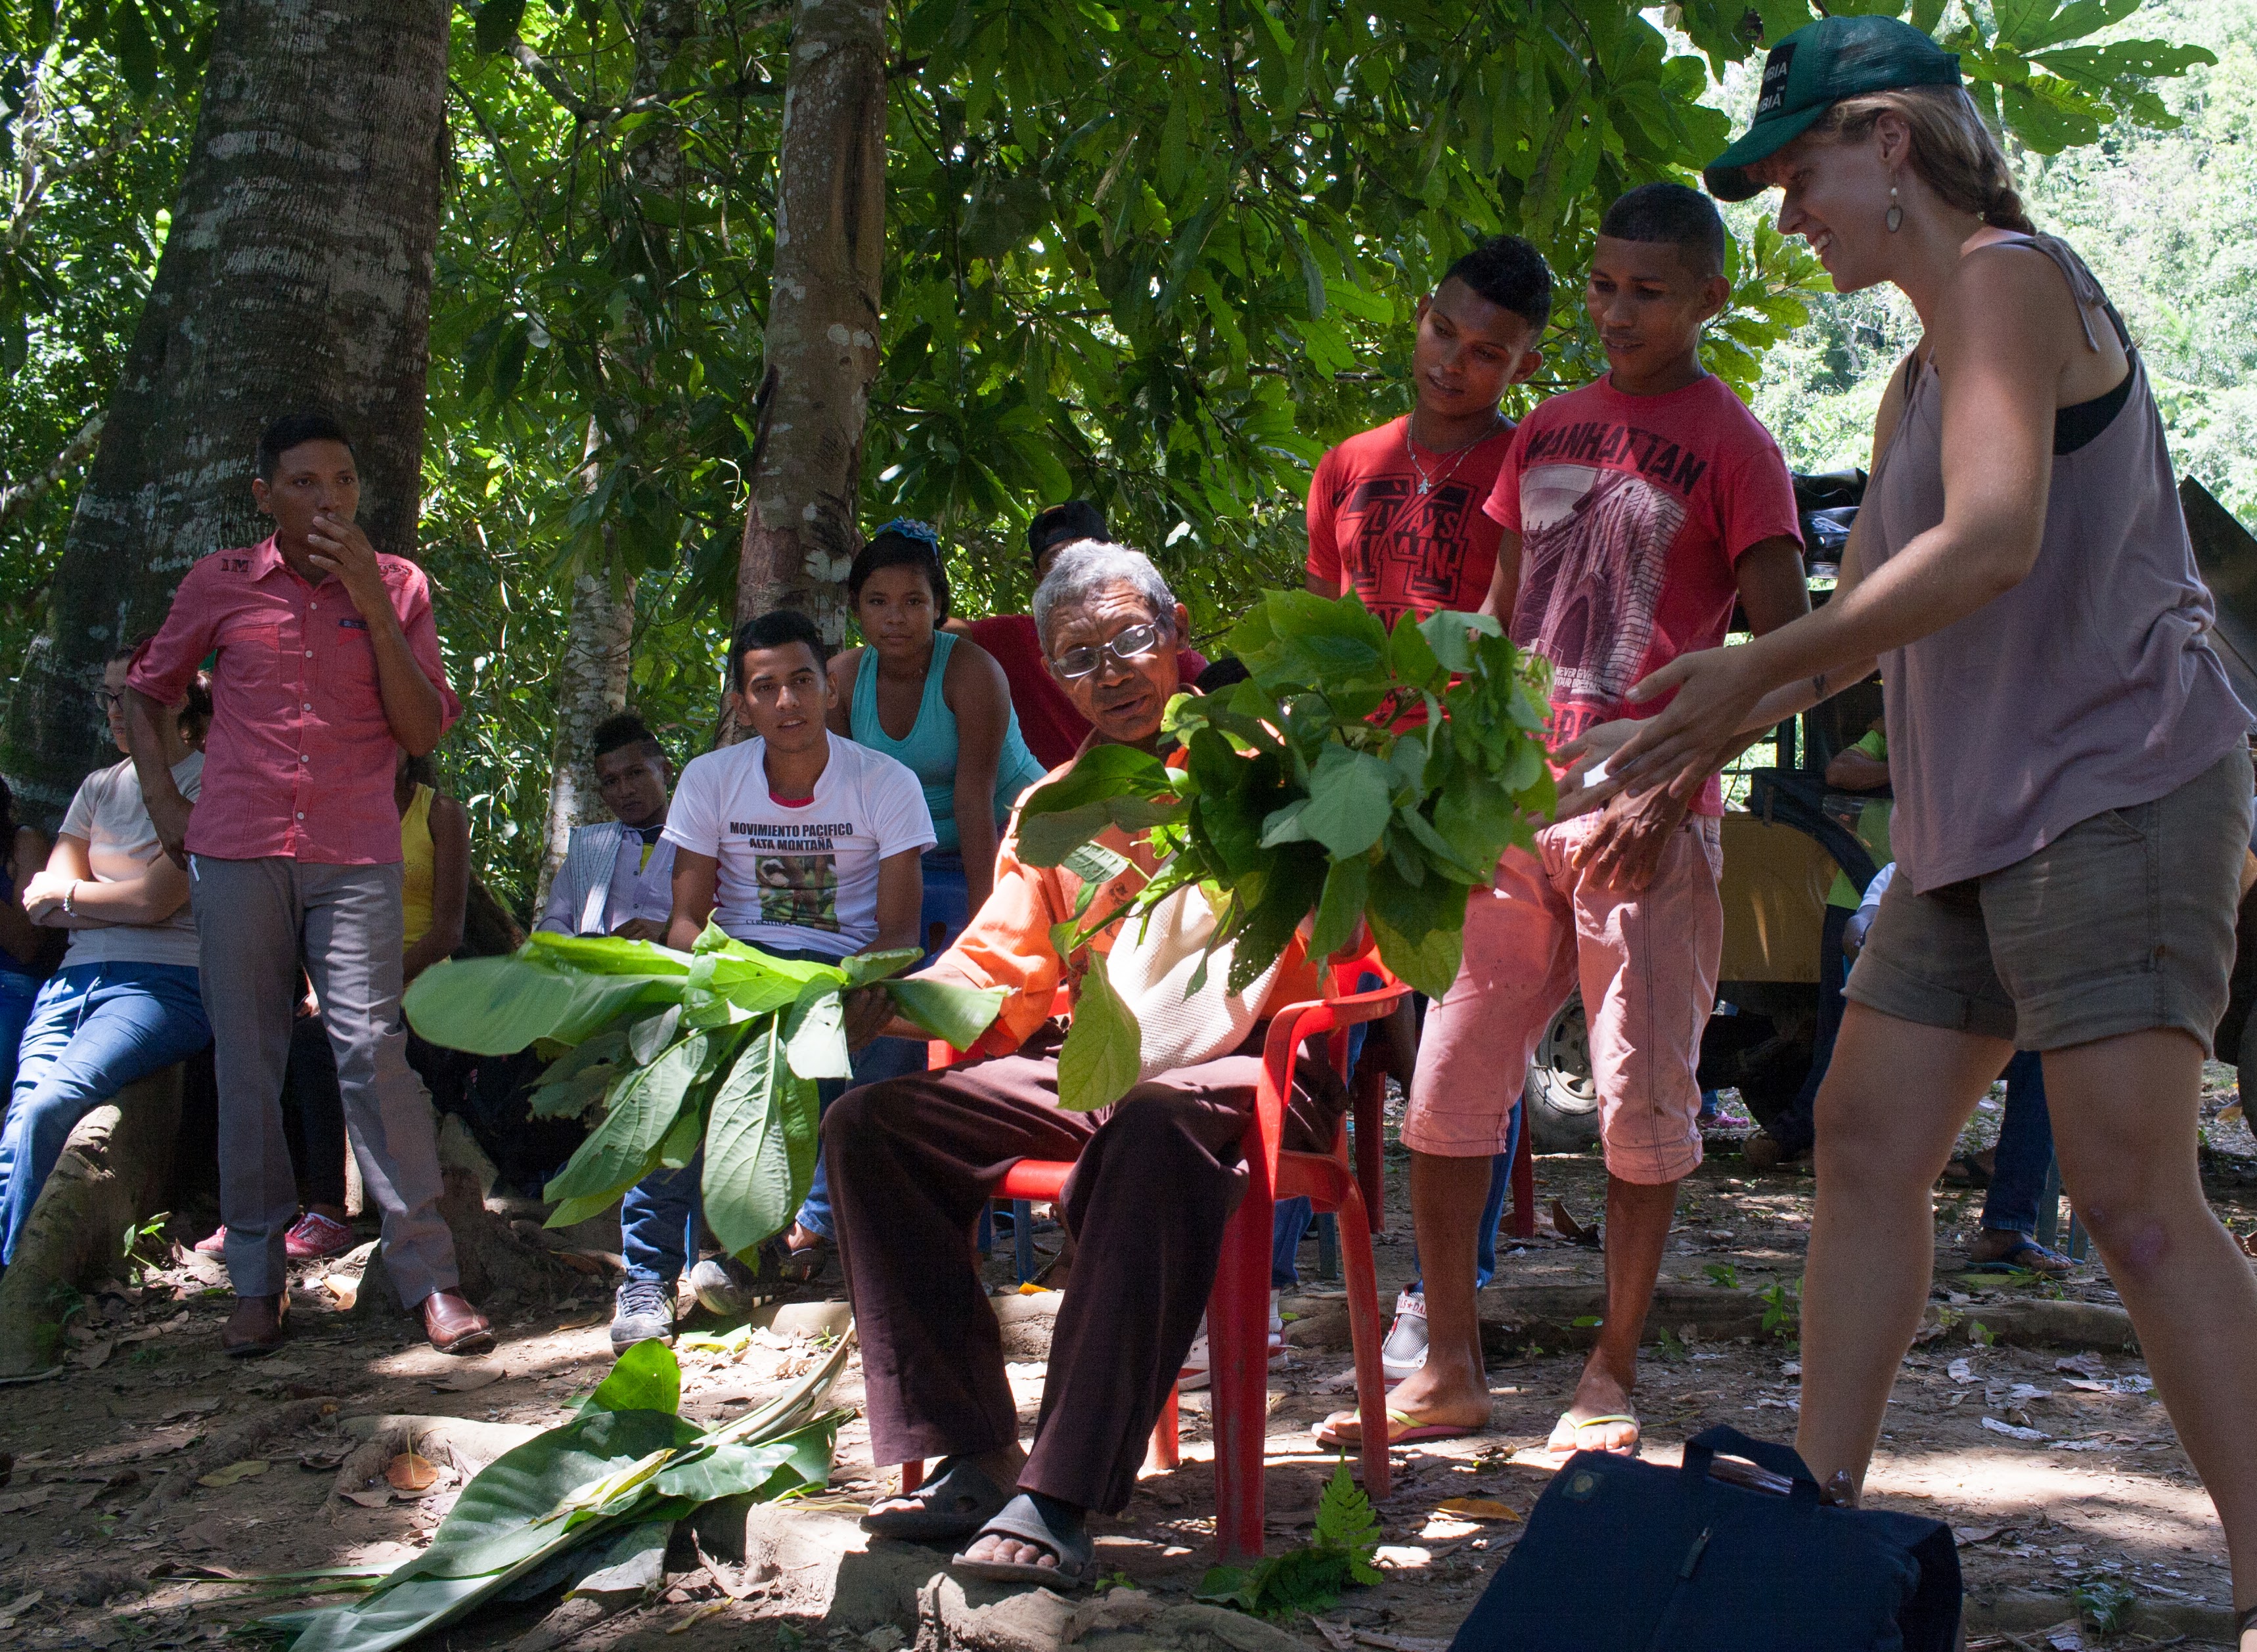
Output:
top-left (430, 1366), bottom-right (505, 1394)
top-left (338, 1487), bottom-right (393, 1509)
top-left (196, 1460), bottom-right (269, 1489)
top-left (298, 1449), bottom-right (347, 1473)
top-left (1435, 1497), bottom-right (1521, 1522)
top-left (156, 1397), bottom-right (224, 1423)
top-left (386, 1452), bottom-right (441, 1494)
top-left (0, 1488), bottom-right (51, 1514)
top-left (1550, 1199), bottom-right (1598, 1245)
top-left (2218, 1102), bottom-right (2245, 1125)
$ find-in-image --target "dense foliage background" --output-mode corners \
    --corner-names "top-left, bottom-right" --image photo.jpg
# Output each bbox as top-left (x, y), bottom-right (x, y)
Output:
top-left (1, 0), bottom-right (2241, 914)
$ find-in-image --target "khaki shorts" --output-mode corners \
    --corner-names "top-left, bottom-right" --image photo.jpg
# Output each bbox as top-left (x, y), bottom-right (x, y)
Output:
top-left (1846, 746), bottom-right (2254, 1054)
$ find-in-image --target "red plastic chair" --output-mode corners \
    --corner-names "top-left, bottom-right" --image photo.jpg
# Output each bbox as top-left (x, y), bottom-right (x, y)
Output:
top-left (905, 943), bottom-right (1408, 1563)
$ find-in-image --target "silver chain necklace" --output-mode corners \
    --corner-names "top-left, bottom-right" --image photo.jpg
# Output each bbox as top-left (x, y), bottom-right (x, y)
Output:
top-left (1404, 413), bottom-right (1504, 496)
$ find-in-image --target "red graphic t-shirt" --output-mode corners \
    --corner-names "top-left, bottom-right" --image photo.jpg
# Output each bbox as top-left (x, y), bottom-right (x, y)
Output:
top-left (1307, 416), bottom-right (1516, 626)
top-left (1485, 373), bottom-right (1801, 816)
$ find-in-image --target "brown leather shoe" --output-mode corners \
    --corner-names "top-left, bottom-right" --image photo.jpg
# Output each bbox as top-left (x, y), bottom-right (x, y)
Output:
top-left (421, 1289), bottom-right (494, 1356)
top-left (222, 1293), bottom-right (288, 1358)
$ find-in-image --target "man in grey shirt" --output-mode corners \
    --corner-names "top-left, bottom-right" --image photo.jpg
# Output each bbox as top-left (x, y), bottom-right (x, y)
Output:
top-left (537, 713), bottom-right (676, 941)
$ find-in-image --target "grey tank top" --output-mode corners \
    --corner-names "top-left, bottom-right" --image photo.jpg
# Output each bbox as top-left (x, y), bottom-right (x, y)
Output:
top-left (1867, 233), bottom-right (2250, 893)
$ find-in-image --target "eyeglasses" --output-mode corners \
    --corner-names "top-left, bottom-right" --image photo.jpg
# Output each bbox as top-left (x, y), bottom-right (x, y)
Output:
top-left (96, 688), bottom-right (125, 710)
top-left (1052, 620), bottom-right (1169, 681)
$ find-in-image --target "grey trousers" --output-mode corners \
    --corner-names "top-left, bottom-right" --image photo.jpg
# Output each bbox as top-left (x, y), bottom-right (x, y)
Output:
top-left (190, 857), bottom-right (458, 1304)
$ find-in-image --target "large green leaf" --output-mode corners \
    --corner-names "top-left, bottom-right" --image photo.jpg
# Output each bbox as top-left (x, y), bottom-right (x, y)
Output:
top-left (279, 1339), bottom-right (842, 1652)
top-left (1056, 950), bottom-right (1142, 1113)
top-left (880, 977), bottom-right (1008, 1050)
top-left (783, 981), bottom-right (853, 1081)
top-left (283, 1407), bottom-right (696, 1652)
top-left (1293, 745), bottom-right (1395, 858)
top-left (584, 1338), bottom-right (682, 1416)
top-left (700, 1018), bottom-right (807, 1259)
top-left (403, 954), bottom-right (685, 1056)
top-left (543, 1031), bottom-right (717, 1223)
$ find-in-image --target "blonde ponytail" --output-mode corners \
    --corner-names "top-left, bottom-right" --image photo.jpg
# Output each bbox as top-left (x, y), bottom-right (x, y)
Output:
top-left (1814, 85), bottom-right (2036, 234)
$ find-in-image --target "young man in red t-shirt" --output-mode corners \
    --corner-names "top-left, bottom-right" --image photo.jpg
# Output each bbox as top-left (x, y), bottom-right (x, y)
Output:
top-left (1302, 236), bottom-right (1552, 1386)
top-left (1321, 185), bottom-right (1812, 1458)
top-left (1304, 236), bottom-right (1551, 623)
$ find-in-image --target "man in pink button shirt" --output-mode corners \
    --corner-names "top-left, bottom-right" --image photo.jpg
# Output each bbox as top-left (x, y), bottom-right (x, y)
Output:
top-left (125, 413), bottom-right (492, 1359)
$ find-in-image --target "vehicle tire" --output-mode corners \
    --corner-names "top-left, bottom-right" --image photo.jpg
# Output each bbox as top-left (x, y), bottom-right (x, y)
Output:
top-left (1524, 993), bottom-right (1602, 1153)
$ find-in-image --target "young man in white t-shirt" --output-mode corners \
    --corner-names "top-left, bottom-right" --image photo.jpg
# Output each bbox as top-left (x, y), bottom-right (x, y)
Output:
top-left (606, 610), bottom-right (934, 1349)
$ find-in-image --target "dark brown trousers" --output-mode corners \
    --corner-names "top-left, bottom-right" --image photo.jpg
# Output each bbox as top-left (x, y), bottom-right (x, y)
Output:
top-left (824, 1025), bottom-right (1342, 1515)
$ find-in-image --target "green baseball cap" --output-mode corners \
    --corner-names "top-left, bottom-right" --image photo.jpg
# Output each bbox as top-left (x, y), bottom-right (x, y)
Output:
top-left (1704, 15), bottom-right (1961, 202)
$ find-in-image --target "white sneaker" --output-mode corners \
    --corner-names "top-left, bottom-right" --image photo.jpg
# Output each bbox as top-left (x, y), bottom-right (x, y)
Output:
top-left (1381, 1289), bottom-right (1429, 1381)
top-left (1178, 1290), bottom-right (1285, 1392)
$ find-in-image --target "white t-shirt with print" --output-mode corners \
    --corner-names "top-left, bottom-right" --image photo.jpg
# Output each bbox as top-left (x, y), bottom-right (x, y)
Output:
top-left (663, 736), bottom-right (934, 960)
top-left (59, 753), bottom-right (205, 970)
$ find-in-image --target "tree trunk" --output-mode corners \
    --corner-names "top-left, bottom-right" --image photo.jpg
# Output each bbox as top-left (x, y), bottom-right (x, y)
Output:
top-left (0, 0), bottom-right (451, 828)
top-left (735, 0), bottom-right (887, 642)
top-left (530, 0), bottom-right (700, 908)
top-left (533, 568), bottom-right (635, 908)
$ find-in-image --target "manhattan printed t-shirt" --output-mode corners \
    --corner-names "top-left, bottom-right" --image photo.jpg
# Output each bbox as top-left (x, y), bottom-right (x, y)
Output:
top-left (1307, 416), bottom-right (1516, 626)
top-left (1485, 373), bottom-right (1802, 816)
top-left (61, 753), bottom-right (206, 970)
top-left (664, 736), bottom-right (935, 960)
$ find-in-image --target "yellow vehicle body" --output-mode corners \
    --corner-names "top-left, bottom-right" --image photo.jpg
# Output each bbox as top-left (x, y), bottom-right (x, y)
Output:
top-left (1717, 811), bottom-right (1838, 985)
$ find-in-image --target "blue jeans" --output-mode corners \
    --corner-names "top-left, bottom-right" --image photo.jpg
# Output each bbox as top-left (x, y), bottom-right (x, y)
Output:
top-left (619, 943), bottom-right (905, 1282)
top-left (0, 962), bottom-right (212, 1264)
top-left (1270, 1096), bottom-right (1519, 1294)
top-left (0, 970), bottom-right (39, 1113)
top-left (1982, 1050), bottom-right (2055, 1237)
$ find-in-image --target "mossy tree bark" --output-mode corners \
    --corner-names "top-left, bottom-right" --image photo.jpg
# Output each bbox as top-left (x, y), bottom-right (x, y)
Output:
top-left (0, 0), bottom-right (451, 827)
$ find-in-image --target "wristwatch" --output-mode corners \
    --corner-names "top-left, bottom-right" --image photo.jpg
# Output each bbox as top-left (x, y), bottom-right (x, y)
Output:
top-left (62, 880), bottom-right (77, 916)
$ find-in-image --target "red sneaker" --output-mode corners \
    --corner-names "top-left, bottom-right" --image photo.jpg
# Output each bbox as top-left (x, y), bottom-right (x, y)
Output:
top-left (193, 1226), bottom-right (227, 1255)
top-left (284, 1212), bottom-right (355, 1260)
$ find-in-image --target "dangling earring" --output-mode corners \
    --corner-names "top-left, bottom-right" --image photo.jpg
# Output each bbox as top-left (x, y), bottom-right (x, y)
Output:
top-left (1887, 183), bottom-right (1904, 234)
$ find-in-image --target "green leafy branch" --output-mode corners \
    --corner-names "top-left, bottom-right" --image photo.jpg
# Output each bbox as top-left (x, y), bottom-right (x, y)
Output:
top-left (1014, 591), bottom-right (1556, 1113)
top-left (272, 1337), bottom-right (852, 1652)
top-left (403, 926), bottom-right (1005, 1255)
top-left (1196, 1456), bottom-right (1382, 1620)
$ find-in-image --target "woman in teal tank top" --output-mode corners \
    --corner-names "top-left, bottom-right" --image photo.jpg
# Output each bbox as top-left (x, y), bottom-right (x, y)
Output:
top-left (825, 522), bottom-right (1047, 933)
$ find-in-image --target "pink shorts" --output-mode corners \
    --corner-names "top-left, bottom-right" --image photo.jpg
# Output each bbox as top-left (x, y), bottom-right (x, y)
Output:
top-left (1404, 812), bottom-right (1723, 1185)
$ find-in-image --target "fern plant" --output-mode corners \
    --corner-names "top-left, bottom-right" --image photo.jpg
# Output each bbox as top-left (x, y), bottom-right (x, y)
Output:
top-left (1196, 1456), bottom-right (1382, 1620)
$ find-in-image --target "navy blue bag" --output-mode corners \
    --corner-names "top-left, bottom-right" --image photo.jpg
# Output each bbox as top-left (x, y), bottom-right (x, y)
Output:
top-left (1449, 1427), bottom-right (1961, 1652)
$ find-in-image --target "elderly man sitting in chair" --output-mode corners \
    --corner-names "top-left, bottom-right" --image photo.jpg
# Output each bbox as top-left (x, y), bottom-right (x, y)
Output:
top-left (830, 541), bottom-right (1346, 1587)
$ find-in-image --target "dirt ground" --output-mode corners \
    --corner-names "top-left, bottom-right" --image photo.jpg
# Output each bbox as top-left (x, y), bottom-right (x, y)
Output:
top-left (4, 1069), bottom-right (2255, 1652)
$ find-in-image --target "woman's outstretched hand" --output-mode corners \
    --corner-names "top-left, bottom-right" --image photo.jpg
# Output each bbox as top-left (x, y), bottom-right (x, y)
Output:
top-left (1575, 644), bottom-right (1772, 804)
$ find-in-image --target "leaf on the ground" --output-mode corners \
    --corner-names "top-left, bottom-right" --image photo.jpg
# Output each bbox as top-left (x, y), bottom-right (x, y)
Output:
top-left (1953, 1525), bottom-right (2007, 1546)
top-left (300, 1450), bottom-right (349, 1473)
top-left (156, 1398), bottom-right (222, 1423)
top-left (430, 1366), bottom-right (506, 1394)
top-left (384, 1453), bottom-right (440, 1494)
top-left (2054, 1353), bottom-right (2106, 1378)
top-left (1980, 1416), bottom-right (2048, 1442)
top-left (338, 1488), bottom-right (395, 1509)
top-left (1433, 1498), bottom-right (1519, 1522)
top-left (2217, 1102), bottom-right (2243, 1125)
top-left (1549, 1200), bottom-right (1598, 1245)
top-left (198, 1460), bottom-right (269, 1488)
top-left (1948, 1358), bottom-right (1975, 1383)
top-left (0, 1590), bottom-right (43, 1630)
top-left (0, 1488), bottom-right (49, 1513)
top-left (1307, 1620), bottom-right (1356, 1652)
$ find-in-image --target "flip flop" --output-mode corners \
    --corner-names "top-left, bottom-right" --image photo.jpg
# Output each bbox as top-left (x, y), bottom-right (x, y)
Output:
top-left (1940, 1155), bottom-right (1992, 1190)
top-left (1545, 1410), bottom-right (1641, 1461)
top-left (1312, 1406), bottom-right (1476, 1449)
top-left (1964, 1236), bottom-right (2072, 1277)
top-left (951, 1493), bottom-right (1094, 1588)
top-left (860, 1456), bottom-right (1012, 1543)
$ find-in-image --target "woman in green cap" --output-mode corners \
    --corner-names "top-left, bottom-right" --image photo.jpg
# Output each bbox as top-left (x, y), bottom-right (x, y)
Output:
top-left (1565, 14), bottom-right (2257, 1633)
